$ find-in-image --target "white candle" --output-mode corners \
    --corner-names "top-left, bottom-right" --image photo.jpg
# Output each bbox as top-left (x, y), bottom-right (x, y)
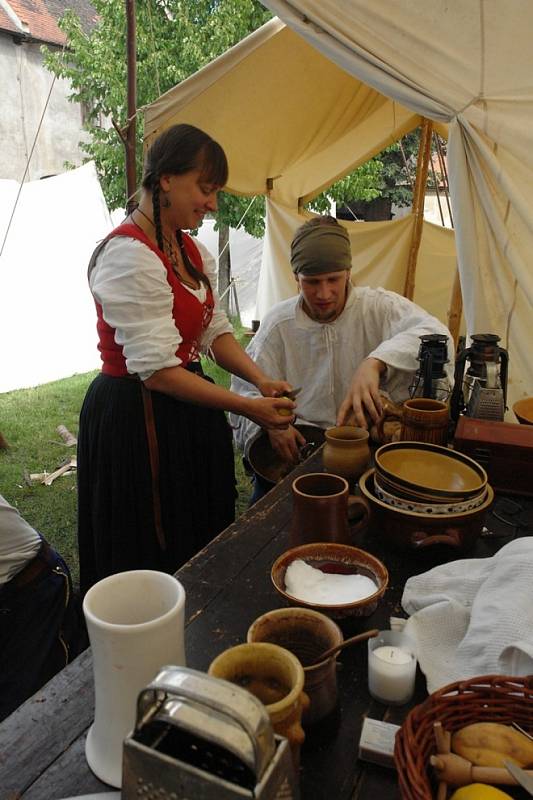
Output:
top-left (368, 632), bottom-right (417, 705)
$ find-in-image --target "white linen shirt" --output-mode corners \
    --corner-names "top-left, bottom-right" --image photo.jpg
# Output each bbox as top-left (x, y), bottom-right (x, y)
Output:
top-left (90, 235), bottom-right (233, 381)
top-left (230, 284), bottom-right (454, 457)
top-left (0, 495), bottom-right (41, 585)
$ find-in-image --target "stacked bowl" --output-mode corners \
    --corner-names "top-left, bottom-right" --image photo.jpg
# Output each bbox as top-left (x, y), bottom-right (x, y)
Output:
top-left (359, 442), bottom-right (493, 552)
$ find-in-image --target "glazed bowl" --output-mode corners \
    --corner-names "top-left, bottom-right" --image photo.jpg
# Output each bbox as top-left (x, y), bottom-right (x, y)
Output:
top-left (374, 441), bottom-right (487, 501)
top-left (359, 468), bottom-right (494, 552)
top-left (513, 396), bottom-right (533, 425)
top-left (271, 542), bottom-right (388, 620)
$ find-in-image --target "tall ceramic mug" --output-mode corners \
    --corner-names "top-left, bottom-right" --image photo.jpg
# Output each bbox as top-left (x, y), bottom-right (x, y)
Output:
top-left (290, 473), bottom-right (349, 547)
top-left (378, 398), bottom-right (449, 447)
top-left (83, 570), bottom-right (186, 788)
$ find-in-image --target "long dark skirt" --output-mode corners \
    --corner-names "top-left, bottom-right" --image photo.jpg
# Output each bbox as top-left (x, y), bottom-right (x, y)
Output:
top-left (77, 372), bottom-right (236, 596)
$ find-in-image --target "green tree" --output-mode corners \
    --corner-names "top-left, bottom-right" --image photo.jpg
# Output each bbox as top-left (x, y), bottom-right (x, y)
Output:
top-left (44, 0), bottom-right (386, 237)
top-left (44, 0), bottom-right (271, 233)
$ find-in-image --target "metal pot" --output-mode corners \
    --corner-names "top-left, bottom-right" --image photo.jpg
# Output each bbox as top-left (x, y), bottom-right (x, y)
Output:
top-left (248, 425), bottom-right (326, 487)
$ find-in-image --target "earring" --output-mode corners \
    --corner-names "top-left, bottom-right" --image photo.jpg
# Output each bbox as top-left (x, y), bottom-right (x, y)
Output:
top-left (162, 192), bottom-right (171, 208)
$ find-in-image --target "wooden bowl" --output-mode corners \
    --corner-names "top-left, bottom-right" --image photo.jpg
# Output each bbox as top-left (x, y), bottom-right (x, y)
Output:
top-left (374, 441), bottom-right (487, 501)
top-left (248, 424), bottom-right (326, 487)
top-left (271, 542), bottom-right (388, 619)
top-left (513, 396), bottom-right (533, 425)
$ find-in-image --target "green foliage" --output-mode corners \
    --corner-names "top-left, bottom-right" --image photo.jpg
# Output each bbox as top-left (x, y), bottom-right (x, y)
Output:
top-left (307, 159), bottom-right (383, 214)
top-left (43, 0), bottom-right (271, 217)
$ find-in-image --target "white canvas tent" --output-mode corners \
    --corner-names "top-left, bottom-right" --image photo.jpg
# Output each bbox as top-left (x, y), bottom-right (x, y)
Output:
top-left (144, 3), bottom-right (533, 412)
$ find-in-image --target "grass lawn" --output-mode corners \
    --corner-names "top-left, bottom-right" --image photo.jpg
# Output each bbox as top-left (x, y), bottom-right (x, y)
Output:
top-left (0, 356), bottom-right (252, 589)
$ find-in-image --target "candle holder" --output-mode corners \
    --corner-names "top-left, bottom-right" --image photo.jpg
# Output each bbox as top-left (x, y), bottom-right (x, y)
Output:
top-left (367, 629), bottom-right (417, 706)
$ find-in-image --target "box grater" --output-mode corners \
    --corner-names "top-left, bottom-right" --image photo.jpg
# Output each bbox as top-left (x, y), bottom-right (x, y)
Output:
top-left (122, 665), bottom-right (298, 799)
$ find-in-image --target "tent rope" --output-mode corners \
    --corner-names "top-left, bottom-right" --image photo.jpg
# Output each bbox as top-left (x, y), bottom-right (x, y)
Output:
top-left (0, 73), bottom-right (57, 260)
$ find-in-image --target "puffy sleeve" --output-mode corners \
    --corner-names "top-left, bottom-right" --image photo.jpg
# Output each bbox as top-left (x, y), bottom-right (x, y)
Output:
top-left (193, 238), bottom-right (234, 351)
top-left (364, 289), bottom-right (455, 397)
top-left (90, 236), bottom-right (183, 381)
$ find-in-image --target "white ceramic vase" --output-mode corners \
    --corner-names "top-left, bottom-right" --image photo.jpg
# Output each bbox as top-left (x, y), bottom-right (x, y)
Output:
top-left (83, 570), bottom-right (186, 788)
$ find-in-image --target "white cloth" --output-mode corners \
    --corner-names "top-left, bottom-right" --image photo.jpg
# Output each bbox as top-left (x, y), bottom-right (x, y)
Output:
top-left (230, 283), bottom-right (454, 456)
top-left (90, 236), bottom-right (233, 381)
top-left (0, 495), bottom-right (41, 585)
top-left (402, 538), bottom-right (533, 694)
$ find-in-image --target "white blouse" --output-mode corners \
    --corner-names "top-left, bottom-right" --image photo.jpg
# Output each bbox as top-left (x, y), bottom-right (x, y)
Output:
top-left (90, 235), bottom-right (233, 381)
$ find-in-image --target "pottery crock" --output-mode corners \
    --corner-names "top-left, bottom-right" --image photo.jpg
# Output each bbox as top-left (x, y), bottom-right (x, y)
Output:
top-left (359, 468), bottom-right (494, 551)
top-left (323, 426), bottom-right (371, 486)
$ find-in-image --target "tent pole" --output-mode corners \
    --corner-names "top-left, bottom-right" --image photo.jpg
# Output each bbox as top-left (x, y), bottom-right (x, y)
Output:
top-left (403, 118), bottom-right (433, 300)
top-left (125, 0), bottom-right (137, 213)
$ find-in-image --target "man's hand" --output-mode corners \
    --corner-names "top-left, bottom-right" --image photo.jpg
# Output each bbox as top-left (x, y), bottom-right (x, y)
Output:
top-left (268, 426), bottom-right (307, 463)
top-left (337, 358), bottom-right (386, 428)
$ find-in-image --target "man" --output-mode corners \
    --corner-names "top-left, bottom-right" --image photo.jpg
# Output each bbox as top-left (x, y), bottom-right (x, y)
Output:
top-left (0, 495), bottom-right (84, 720)
top-left (230, 216), bottom-right (454, 493)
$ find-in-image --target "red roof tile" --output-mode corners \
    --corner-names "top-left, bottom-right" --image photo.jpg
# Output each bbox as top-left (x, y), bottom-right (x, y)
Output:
top-left (0, 0), bottom-right (97, 45)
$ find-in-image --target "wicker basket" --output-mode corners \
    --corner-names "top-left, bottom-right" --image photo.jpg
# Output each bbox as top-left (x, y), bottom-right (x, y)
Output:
top-left (394, 674), bottom-right (533, 800)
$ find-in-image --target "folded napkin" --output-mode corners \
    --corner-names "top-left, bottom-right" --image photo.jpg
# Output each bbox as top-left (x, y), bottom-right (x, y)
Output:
top-left (401, 537), bottom-right (533, 693)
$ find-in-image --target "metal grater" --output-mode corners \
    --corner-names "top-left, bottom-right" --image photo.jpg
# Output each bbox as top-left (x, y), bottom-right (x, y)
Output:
top-left (122, 666), bottom-right (298, 800)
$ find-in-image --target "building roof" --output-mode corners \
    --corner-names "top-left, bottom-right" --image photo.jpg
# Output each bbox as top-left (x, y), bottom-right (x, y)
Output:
top-left (0, 0), bottom-right (97, 46)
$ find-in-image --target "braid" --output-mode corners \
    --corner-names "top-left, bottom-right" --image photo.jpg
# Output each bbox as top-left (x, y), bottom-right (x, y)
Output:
top-left (176, 229), bottom-right (211, 291)
top-left (151, 181), bottom-right (164, 252)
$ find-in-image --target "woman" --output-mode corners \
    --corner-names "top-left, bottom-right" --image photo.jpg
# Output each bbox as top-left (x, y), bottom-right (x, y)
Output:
top-left (77, 124), bottom-right (295, 596)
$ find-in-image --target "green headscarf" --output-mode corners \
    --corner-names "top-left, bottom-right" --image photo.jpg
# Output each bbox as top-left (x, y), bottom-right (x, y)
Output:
top-left (290, 221), bottom-right (352, 275)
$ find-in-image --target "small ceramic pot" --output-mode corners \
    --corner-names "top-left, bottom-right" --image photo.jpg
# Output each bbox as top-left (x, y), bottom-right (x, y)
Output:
top-left (323, 426), bottom-right (371, 486)
top-left (208, 642), bottom-right (308, 773)
top-left (378, 398), bottom-right (449, 447)
top-left (247, 607), bottom-right (343, 728)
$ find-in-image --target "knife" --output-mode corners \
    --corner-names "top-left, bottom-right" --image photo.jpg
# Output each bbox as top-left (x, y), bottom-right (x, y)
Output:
top-left (504, 759), bottom-right (533, 796)
top-left (283, 387), bottom-right (301, 400)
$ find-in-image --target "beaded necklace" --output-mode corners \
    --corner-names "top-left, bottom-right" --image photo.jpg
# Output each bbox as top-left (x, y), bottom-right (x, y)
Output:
top-left (132, 208), bottom-right (198, 289)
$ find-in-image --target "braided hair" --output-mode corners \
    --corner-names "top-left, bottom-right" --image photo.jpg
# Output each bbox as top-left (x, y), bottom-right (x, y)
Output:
top-left (142, 124), bottom-right (228, 289)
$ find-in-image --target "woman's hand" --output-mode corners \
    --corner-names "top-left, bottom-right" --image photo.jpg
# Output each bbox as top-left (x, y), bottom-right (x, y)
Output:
top-left (336, 358), bottom-right (386, 428)
top-left (268, 426), bottom-right (307, 463)
top-left (243, 396), bottom-right (296, 429)
top-left (255, 378), bottom-right (293, 398)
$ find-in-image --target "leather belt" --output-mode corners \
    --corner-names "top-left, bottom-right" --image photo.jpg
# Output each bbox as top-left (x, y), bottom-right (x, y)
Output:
top-left (10, 540), bottom-right (56, 588)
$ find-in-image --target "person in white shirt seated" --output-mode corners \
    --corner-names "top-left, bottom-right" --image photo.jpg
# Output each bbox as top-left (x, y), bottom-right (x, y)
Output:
top-left (0, 495), bottom-right (84, 721)
top-left (230, 215), bottom-right (454, 501)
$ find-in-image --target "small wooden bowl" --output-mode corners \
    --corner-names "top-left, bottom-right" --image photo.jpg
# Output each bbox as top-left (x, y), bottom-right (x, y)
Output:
top-left (271, 542), bottom-right (388, 619)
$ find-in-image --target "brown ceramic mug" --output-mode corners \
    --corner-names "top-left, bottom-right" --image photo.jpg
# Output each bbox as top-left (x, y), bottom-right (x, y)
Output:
top-left (247, 607), bottom-right (343, 729)
top-left (290, 473), bottom-right (369, 548)
top-left (378, 398), bottom-right (449, 447)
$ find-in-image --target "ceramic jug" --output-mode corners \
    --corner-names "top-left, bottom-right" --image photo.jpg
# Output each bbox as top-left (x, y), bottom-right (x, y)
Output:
top-left (208, 642), bottom-right (309, 773)
top-left (323, 426), bottom-right (371, 487)
top-left (83, 570), bottom-right (186, 788)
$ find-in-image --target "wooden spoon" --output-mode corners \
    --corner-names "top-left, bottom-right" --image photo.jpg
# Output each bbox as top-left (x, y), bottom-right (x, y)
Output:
top-left (308, 628), bottom-right (379, 666)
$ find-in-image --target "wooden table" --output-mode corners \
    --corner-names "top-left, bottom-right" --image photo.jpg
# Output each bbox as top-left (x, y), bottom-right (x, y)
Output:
top-left (1, 450), bottom-right (532, 800)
